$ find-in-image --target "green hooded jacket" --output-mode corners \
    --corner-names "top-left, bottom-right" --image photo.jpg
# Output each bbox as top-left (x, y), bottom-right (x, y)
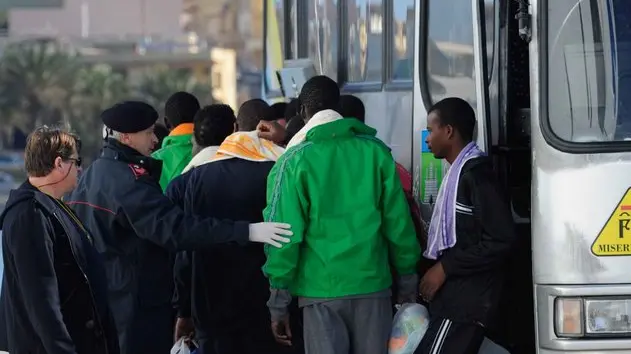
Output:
top-left (263, 118), bottom-right (421, 298)
top-left (151, 127), bottom-right (193, 191)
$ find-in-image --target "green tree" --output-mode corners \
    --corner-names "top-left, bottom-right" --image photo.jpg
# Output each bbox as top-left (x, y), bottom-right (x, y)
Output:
top-left (69, 64), bottom-right (129, 160)
top-left (134, 65), bottom-right (213, 115)
top-left (0, 40), bottom-right (216, 158)
top-left (0, 40), bottom-right (130, 161)
top-left (0, 39), bottom-right (78, 134)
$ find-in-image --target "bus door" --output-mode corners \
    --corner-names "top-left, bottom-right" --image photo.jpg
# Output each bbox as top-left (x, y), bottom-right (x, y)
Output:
top-left (532, 0), bottom-right (631, 352)
top-left (471, 0), bottom-right (492, 153)
top-left (412, 0), bottom-right (494, 219)
top-left (415, 0), bottom-right (536, 351)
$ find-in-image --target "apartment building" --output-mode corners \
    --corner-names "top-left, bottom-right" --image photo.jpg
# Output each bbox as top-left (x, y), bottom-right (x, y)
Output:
top-left (181, 0), bottom-right (263, 68)
top-left (9, 0), bottom-right (181, 39)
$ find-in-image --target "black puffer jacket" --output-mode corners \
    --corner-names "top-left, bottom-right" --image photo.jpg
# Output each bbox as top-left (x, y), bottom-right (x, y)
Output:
top-left (0, 181), bottom-right (119, 354)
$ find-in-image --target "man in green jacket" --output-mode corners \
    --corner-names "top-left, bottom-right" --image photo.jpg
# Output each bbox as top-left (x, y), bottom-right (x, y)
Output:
top-left (152, 91), bottom-right (200, 191)
top-left (263, 76), bottom-right (421, 354)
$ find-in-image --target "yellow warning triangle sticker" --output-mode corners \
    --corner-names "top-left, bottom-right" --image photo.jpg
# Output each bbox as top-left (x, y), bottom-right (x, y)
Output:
top-left (592, 187), bottom-right (631, 256)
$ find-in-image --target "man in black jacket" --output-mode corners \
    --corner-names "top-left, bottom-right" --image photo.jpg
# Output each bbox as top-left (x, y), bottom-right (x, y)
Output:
top-left (0, 126), bottom-right (119, 354)
top-left (416, 97), bottom-right (516, 354)
top-left (170, 99), bottom-right (302, 354)
top-left (167, 104), bottom-right (237, 343)
top-left (66, 101), bottom-right (293, 354)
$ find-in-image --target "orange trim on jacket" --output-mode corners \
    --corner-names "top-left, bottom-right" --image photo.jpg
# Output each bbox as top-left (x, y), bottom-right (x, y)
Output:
top-left (169, 123), bottom-right (194, 136)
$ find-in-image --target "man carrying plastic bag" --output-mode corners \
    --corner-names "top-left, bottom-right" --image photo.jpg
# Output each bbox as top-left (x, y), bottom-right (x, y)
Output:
top-left (413, 98), bottom-right (517, 353)
top-left (388, 304), bottom-right (510, 354)
top-left (262, 76), bottom-right (421, 354)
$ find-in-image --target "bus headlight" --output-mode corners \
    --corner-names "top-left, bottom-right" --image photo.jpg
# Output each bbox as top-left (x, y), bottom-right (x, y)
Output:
top-left (555, 297), bottom-right (631, 337)
top-left (585, 298), bottom-right (631, 335)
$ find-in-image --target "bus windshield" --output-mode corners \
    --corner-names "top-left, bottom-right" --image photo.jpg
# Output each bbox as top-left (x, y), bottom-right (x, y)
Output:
top-left (547, 0), bottom-right (631, 143)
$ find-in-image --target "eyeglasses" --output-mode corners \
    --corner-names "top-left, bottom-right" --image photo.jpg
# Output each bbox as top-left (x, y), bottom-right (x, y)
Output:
top-left (66, 157), bottom-right (82, 168)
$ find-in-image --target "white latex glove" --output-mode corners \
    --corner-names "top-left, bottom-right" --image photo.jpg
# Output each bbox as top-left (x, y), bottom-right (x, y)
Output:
top-left (249, 222), bottom-right (293, 248)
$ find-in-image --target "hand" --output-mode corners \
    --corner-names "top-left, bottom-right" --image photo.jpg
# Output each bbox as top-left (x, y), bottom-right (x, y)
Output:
top-left (174, 317), bottom-right (195, 342)
top-left (249, 222), bottom-right (293, 247)
top-left (257, 120), bottom-right (287, 144)
top-left (396, 294), bottom-right (418, 306)
top-left (396, 273), bottom-right (419, 304)
top-left (419, 262), bottom-right (446, 302)
top-left (271, 314), bottom-right (292, 346)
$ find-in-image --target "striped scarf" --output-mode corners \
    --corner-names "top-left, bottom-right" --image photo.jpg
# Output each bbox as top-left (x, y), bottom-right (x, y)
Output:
top-left (211, 131), bottom-right (285, 163)
top-left (425, 142), bottom-right (484, 259)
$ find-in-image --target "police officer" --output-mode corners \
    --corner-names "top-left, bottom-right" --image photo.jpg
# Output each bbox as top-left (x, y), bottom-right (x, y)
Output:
top-left (67, 101), bottom-right (292, 354)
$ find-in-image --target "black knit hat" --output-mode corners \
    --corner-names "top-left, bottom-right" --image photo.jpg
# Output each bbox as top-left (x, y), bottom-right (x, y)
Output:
top-left (101, 101), bottom-right (158, 133)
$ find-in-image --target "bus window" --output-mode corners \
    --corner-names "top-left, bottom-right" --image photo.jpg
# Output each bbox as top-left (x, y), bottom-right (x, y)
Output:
top-left (288, 0), bottom-right (297, 59)
top-left (484, 0), bottom-right (495, 81)
top-left (308, 0), bottom-right (339, 79)
top-left (346, 0), bottom-right (383, 82)
top-left (423, 0), bottom-right (475, 105)
top-left (547, 0), bottom-right (631, 143)
top-left (391, 0), bottom-right (414, 81)
top-left (264, 0), bottom-right (286, 94)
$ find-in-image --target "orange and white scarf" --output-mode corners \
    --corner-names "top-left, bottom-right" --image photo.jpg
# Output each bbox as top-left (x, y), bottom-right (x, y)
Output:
top-left (181, 145), bottom-right (220, 174)
top-left (211, 131), bottom-right (285, 163)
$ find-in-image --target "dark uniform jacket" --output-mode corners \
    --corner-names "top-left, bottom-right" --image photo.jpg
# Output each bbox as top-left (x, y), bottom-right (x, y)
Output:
top-left (0, 181), bottom-right (119, 354)
top-left (67, 139), bottom-right (250, 354)
top-left (430, 157), bottom-right (517, 326)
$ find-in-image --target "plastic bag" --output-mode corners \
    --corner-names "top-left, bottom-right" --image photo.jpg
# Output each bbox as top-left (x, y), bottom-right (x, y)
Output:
top-left (170, 338), bottom-right (190, 354)
top-left (387, 303), bottom-right (511, 354)
top-left (170, 338), bottom-right (198, 354)
top-left (388, 303), bottom-right (431, 354)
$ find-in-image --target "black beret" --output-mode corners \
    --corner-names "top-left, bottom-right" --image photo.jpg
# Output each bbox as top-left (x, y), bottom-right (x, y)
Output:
top-left (101, 101), bottom-right (158, 133)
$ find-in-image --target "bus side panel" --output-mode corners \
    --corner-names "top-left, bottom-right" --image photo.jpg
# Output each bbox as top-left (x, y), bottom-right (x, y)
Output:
top-left (530, 1), bottom-right (631, 287)
top-left (348, 90), bottom-right (414, 171)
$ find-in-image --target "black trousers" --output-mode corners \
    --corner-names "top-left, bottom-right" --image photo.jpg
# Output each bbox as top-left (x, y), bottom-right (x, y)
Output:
top-left (415, 318), bottom-right (484, 354)
top-left (127, 305), bottom-right (175, 354)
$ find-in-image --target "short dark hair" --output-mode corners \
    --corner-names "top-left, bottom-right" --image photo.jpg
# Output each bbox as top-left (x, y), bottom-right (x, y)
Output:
top-left (284, 99), bottom-right (300, 120)
top-left (193, 104), bottom-right (236, 147)
top-left (25, 125), bottom-right (81, 177)
top-left (339, 95), bottom-right (365, 123)
top-left (236, 99), bottom-right (275, 131)
top-left (298, 75), bottom-right (340, 116)
top-left (270, 102), bottom-right (288, 120)
top-left (164, 91), bottom-right (201, 127)
top-left (428, 97), bottom-right (476, 142)
top-left (284, 115), bottom-right (306, 143)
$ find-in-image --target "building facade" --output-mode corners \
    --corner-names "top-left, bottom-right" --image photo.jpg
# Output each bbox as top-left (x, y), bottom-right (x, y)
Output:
top-left (9, 0), bottom-right (181, 39)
